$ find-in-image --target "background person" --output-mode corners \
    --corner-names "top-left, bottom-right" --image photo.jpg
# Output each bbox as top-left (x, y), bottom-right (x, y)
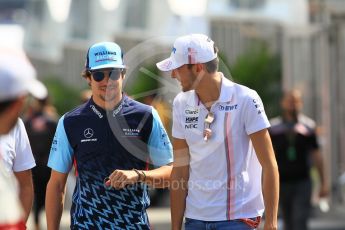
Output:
top-left (156, 34), bottom-right (279, 230)
top-left (0, 118), bottom-right (35, 223)
top-left (45, 42), bottom-right (173, 229)
top-left (269, 89), bottom-right (329, 230)
top-left (0, 48), bottom-right (47, 229)
top-left (24, 97), bottom-right (58, 230)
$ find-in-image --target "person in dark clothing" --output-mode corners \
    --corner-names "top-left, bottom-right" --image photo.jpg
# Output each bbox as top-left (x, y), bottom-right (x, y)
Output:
top-left (269, 89), bottom-right (329, 230)
top-left (24, 97), bottom-right (57, 230)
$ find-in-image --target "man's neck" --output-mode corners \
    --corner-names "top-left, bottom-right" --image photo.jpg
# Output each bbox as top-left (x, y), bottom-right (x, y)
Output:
top-left (105, 99), bottom-right (123, 111)
top-left (283, 112), bottom-right (298, 123)
top-left (195, 72), bottom-right (222, 110)
top-left (0, 116), bottom-right (15, 134)
top-left (0, 117), bottom-right (6, 134)
top-left (93, 94), bottom-right (123, 111)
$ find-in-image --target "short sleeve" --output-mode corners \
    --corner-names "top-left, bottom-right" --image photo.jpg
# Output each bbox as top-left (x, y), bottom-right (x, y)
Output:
top-left (172, 96), bottom-right (185, 139)
top-left (13, 119), bottom-right (36, 172)
top-left (308, 129), bottom-right (319, 151)
top-left (47, 115), bottom-right (74, 173)
top-left (243, 91), bottom-right (270, 135)
top-left (147, 108), bottom-right (173, 167)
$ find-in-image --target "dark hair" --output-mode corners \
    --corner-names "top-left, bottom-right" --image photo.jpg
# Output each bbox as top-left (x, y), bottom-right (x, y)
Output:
top-left (0, 99), bottom-right (17, 114)
top-left (81, 68), bottom-right (91, 79)
top-left (205, 46), bottom-right (219, 73)
top-left (204, 57), bottom-right (219, 73)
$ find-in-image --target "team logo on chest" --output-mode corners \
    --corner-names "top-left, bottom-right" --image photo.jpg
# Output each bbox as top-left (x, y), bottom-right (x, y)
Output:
top-left (84, 128), bottom-right (93, 138)
top-left (90, 105), bottom-right (103, 118)
top-left (122, 128), bottom-right (141, 137)
top-left (218, 104), bottom-right (238, 112)
top-left (184, 108), bottom-right (199, 129)
top-left (81, 128), bottom-right (98, 142)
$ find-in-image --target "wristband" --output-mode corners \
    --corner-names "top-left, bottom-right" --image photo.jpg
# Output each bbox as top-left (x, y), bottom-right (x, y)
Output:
top-left (133, 169), bottom-right (141, 182)
top-left (141, 170), bottom-right (146, 182)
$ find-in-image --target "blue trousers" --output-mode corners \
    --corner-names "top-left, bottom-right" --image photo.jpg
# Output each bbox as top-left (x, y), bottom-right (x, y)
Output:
top-left (184, 217), bottom-right (260, 230)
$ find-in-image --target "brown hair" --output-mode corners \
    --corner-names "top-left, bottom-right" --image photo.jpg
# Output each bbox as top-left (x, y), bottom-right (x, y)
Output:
top-left (81, 68), bottom-right (91, 79)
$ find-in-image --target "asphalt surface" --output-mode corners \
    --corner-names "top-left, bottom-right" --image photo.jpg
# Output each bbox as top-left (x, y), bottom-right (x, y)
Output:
top-left (27, 205), bottom-right (345, 230)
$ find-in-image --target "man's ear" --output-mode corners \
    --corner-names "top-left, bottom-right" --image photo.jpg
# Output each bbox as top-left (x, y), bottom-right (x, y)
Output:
top-left (86, 76), bottom-right (91, 86)
top-left (7, 96), bottom-right (25, 120)
top-left (0, 97), bottom-right (24, 133)
top-left (13, 96), bottom-right (25, 111)
top-left (194, 63), bottom-right (204, 74)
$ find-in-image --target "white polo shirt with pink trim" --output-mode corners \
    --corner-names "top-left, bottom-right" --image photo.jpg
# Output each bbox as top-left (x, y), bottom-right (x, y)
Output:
top-left (172, 74), bottom-right (270, 221)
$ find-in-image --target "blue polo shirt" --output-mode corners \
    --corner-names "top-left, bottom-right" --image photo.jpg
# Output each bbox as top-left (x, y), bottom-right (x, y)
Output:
top-left (48, 95), bottom-right (172, 229)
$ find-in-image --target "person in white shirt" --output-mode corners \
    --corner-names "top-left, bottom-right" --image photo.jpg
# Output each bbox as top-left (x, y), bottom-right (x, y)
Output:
top-left (0, 47), bottom-right (47, 229)
top-left (156, 34), bottom-right (279, 230)
top-left (0, 118), bottom-right (36, 222)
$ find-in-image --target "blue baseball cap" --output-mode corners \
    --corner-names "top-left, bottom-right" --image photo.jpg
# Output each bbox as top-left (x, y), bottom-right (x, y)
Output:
top-left (85, 42), bottom-right (126, 70)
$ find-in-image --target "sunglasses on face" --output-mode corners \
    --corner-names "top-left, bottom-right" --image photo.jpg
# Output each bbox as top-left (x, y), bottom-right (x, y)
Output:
top-left (90, 69), bottom-right (124, 82)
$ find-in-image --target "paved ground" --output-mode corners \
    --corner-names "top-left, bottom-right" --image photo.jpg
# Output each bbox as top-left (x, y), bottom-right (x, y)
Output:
top-left (27, 205), bottom-right (345, 230)
top-left (28, 171), bottom-right (345, 229)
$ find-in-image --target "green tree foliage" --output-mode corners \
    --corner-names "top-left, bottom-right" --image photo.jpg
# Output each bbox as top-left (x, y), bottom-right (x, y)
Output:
top-left (124, 64), bottom-right (159, 102)
top-left (229, 44), bottom-right (282, 118)
top-left (43, 77), bottom-right (82, 115)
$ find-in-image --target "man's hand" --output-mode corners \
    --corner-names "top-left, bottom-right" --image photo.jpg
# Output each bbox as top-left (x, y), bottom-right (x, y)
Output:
top-left (107, 170), bottom-right (139, 189)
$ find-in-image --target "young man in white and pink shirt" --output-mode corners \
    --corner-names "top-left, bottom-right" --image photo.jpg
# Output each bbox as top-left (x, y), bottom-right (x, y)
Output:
top-left (157, 34), bottom-right (279, 230)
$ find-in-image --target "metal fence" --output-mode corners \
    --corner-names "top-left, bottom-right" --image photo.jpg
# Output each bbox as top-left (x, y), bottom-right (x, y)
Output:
top-left (210, 16), bottom-right (283, 66)
top-left (283, 16), bottom-right (345, 199)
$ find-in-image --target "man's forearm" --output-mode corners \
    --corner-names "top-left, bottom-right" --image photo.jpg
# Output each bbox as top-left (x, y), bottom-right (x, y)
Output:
top-left (312, 150), bottom-right (329, 196)
top-left (170, 138), bottom-right (190, 230)
top-left (45, 182), bottom-right (65, 230)
top-left (14, 170), bottom-right (34, 223)
top-left (262, 165), bottom-right (279, 229)
top-left (19, 184), bottom-right (33, 222)
top-left (170, 184), bottom-right (187, 230)
top-left (142, 164), bottom-right (172, 188)
top-left (250, 129), bottom-right (279, 229)
top-left (170, 166), bottom-right (189, 230)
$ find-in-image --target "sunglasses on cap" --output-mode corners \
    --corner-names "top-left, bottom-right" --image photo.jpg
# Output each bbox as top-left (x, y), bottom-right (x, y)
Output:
top-left (90, 69), bottom-right (124, 82)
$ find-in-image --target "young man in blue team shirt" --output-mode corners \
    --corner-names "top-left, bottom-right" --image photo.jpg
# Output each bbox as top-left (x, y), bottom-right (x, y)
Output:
top-left (45, 42), bottom-right (173, 229)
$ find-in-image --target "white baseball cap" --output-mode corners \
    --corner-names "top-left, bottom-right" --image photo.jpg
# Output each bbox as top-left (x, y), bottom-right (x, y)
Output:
top-left (156, 34), bottom-right (217, 71)
top-left (0, 48), bottom-right (47, 102)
